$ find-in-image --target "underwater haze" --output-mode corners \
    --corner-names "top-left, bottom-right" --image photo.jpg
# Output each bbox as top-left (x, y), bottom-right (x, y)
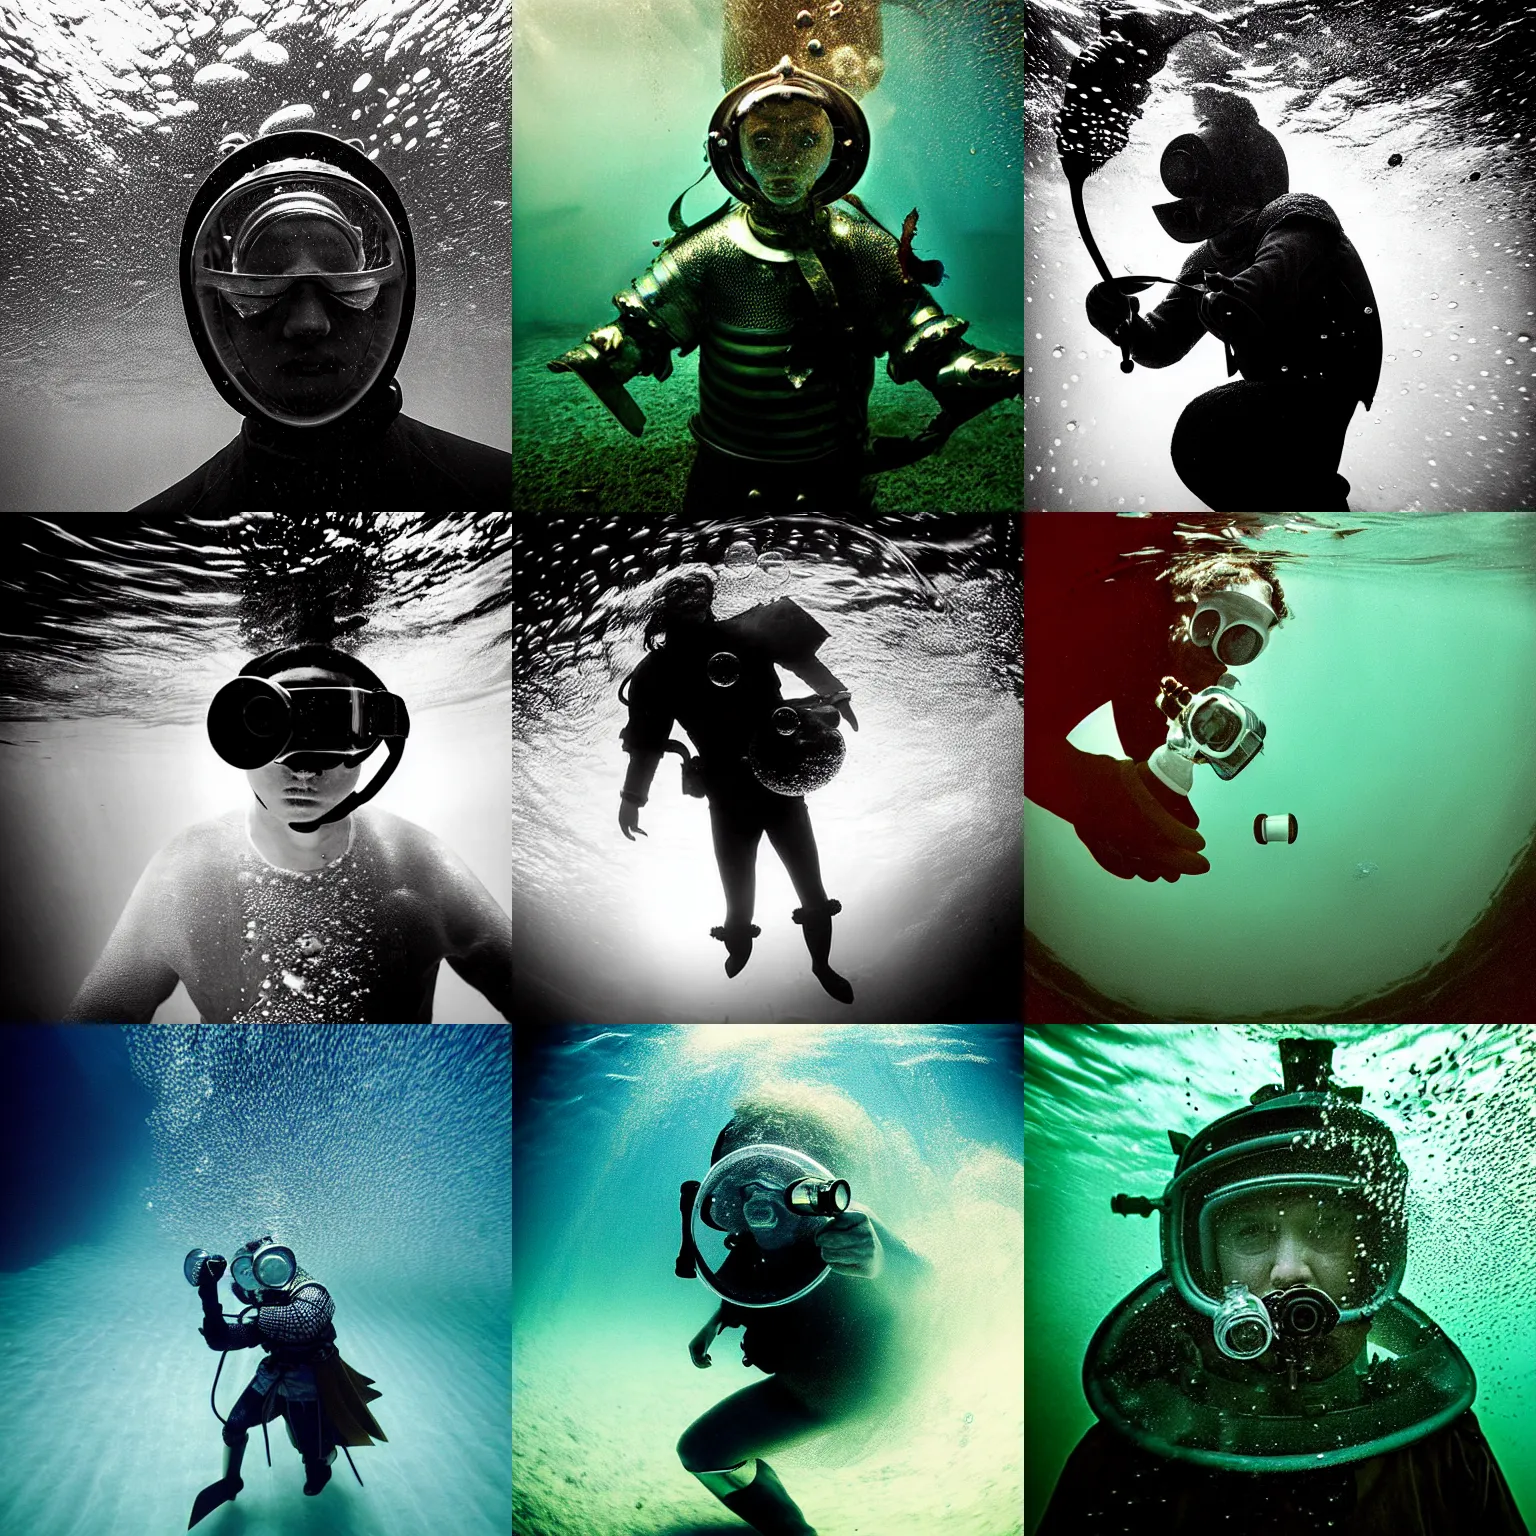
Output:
top-left (0, 1023), bottom-right (511, 1536)
top-left (513, 1023), bottom-right (1024, 1535)
top-left (1026, 512), bottom-right (1536, 1023)
top-left (1024, 1024), bottom-right (1536, 1534)
top-left (0, 0), bottom-right (510, 511)
top-left (514, 514), bottom-right (1023, 1024)
top-left (0, 513), bottom-right (510, 1024)
top-left (511, 0), bottom-right (1024, 511)
top-left (1024, 0), bottom-right (1536, 510)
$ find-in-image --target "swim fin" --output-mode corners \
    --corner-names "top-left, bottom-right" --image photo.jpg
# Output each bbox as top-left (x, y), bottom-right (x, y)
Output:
top-left (188, 1441), bottom-right (245, 1529)
top-left (187, 1476), bottom-right (242, 1529)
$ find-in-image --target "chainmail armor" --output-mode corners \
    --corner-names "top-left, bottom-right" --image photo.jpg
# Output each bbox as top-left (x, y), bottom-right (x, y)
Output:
top-left (255, 1271), bottom-right (336, 1346)
top-left (617, 205), bottom-right (955, 463)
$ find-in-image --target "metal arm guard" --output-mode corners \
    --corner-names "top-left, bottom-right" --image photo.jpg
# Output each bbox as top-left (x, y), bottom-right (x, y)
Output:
top-left (885, 304), bottom-right (971, 388)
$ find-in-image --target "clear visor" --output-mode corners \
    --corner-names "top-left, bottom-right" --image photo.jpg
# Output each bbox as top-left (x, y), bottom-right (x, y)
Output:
top-left (189, 158), bottom-right (407, 427)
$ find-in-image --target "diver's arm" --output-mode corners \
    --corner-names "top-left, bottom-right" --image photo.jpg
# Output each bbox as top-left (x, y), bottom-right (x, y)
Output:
top-left (1122, 280), bottom-right (1207, 368)
top-left (885, 294), bottom-right (1021, 417)
top-left (689, 1305), bottom-right (725, 1367)
top-left (867, 1217), bottom-right (933, 1284)
top-left (433, 841), bottom-right (513, 1020)
top-left (782, 656), bottom-right (859, 732)
top-left (197, 1273), bottom-right (259, 1352)
top-left (64, 847), bottom-right (182, 1023)
top-left (618, 657), bottom-right (675, 812)
top-left (1198, 217), bottom-right (1334, 352)
top-left (1025, 731), bottom-right (1121, 826)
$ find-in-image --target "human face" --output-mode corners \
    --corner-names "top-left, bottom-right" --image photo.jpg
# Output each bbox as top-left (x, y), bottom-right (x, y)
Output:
top-left (243, 667), bottom-right (366, 825)
top-left (1213, 1187), bottom-right (1365, 1307)
top-left (740, 101), bottom-right (834, 208)
top-left (224, 217), bottom-right (378, 415)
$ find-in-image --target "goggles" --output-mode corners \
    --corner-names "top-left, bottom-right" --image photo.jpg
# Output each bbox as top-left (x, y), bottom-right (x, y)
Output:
top-left (230, 1238), bottom-right (298, 1302)
top-left (1189, 582), bottom-right (1278, 667)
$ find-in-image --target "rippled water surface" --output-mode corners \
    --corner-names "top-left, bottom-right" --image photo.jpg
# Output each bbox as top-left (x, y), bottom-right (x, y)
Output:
top-left (514, 514), bottom-right (1022, 1022)
top-left (0, 512), bottom-right (511, 1022)
top-left (0, 2), bottom-right (510, 509)
top-left (1024, 0), bottom-right (1536, 510)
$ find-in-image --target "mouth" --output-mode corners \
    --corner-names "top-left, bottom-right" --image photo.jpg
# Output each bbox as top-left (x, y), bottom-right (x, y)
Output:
top-left (282, 357), bottom-right (342, 376)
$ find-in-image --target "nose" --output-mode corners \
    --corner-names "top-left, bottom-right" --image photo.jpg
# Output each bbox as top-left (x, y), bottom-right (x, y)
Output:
top-left (1269, 1232), bottom-right (1316, 1290)
top-left (281, 281), bottom-right (332, 339)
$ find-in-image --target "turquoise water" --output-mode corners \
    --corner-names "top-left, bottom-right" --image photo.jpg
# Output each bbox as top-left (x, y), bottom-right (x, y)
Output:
top-left (1026, 512), bottom-right (1536, 1022)
top-left (513, 1024), bottom-right (1024, 1534)
top-left (1024, 1024), bottom-right (1536, 1535)
top-left (0, 1024), bottom-right (511, 1536)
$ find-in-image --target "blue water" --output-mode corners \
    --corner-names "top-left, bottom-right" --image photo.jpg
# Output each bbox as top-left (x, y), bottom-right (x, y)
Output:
top-left (0, 1024), bottom-right (511, 1536)
top-left (512, 1024), bottom-right (1024, 1535)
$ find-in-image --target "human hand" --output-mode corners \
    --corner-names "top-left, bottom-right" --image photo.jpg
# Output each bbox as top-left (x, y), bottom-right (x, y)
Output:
top-left (1085, 282), bottom-right (1140, 340)
top-left (825, 688), bottom-right (859, 732)
top-left (1072, 757), bottom-right (1208, 883)
top-left (688, 1328), bottom-right (715, 1368)
top-left (619, 799), bottom-right (647, 841)
top-left (815, 1208), bottom-right (884, 1280)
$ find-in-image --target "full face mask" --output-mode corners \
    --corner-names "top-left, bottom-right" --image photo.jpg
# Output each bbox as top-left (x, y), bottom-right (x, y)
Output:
top-left (676, 1143), bottom-right (850, 1307)
top-left (1087, 1038), bottom-right (1474, 1471)
top-left (182, 131), bottom-right (414, 428)
top-left (207, 644), bottom-right (411, 831)
top-left (1146, 672), bottom-right (1266, 797)
top-left (1152, 92), bottom-right (1289, 245)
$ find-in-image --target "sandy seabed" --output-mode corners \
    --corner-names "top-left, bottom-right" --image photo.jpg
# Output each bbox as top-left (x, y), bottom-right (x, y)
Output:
top-left (512, 328), bottom-right (1024, 514)
top-left (513, 1326), bottom-right (1023, 1536)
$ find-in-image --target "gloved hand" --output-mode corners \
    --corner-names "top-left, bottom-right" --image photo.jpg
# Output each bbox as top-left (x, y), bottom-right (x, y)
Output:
top-left (1071, 757), bottom-right (1209, 882)
top-left (1086, 282), bottom-right (1141, 341)
top-left (618, 798), bottom-right (647, 841)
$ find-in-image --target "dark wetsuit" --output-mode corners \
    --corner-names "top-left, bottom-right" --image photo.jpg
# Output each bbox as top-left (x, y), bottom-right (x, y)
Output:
top-left (1037, 1413), bottom-right (1529, 1536)
top-left (621, 598), bottom-right (843, 932)
top-left (1126, 194), bottom-right (1381, 512)
top-left (132, 386), bottom-right (511, 512)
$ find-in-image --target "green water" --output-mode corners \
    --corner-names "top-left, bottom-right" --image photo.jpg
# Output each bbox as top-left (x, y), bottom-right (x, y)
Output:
top-left (1024, 1024), bottom-right (1536, 1534)
top-left (1026, 513), bottom-right (1536, 1021)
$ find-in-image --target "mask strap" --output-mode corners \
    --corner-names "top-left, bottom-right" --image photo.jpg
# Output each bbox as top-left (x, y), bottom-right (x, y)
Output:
top-left (285, 736), bottom-right (404, 832)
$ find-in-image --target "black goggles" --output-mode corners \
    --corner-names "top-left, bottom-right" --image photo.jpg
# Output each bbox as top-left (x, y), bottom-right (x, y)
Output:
top-left (208, 678), bottom-right (410, 770)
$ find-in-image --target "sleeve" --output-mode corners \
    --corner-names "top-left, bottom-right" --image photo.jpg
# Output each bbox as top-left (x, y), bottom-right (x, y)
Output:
top-left (619, 655), bottom-right (675, 805)
top-left (1126, 248), bottom-right (1211, 369)
top-left (734, 599), bottom-right (830, 666)
top-left (1197, 217), bottom-right (1337, 354)
top-left (256, 1283), bottom-right (336, 1346)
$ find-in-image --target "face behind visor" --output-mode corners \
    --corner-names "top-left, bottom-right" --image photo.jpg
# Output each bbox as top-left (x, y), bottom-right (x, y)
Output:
top-left (182, 131), bottom-right (415, 429)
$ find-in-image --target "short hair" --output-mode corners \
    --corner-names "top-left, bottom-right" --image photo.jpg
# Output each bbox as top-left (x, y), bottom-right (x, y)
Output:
top-left (1164, 553), bottom-right (1290, 623)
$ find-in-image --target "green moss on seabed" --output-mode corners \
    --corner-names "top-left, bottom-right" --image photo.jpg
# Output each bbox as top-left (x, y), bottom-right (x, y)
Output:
top-left (512, 332), bottom-right (1023, 512)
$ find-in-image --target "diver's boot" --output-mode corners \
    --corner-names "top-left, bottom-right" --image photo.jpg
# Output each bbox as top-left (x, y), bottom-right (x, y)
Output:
top-left (303, 1448), bottom-right (335, 1496)
top-left (188, 1439), bottom-right (246, 1529)
top-left (693, 1457), bottom-right (816, 1536)
top-left (793, 899), bottom-right (852, 1004)
top-left (711, 922), bottom-right (760, 978)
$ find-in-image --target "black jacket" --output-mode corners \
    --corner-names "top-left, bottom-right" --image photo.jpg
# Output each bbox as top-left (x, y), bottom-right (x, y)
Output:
top-left (133, 386), bottom-right (510, 511)
top-left (1128, 194), bottom-right (1382, 409)
top-left (1037, 1414), bottom-right (1528, 1536)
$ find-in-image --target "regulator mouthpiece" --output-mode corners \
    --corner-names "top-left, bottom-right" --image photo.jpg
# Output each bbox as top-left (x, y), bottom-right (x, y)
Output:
top-left (1214, 1283), bottom-right (1274, 1359)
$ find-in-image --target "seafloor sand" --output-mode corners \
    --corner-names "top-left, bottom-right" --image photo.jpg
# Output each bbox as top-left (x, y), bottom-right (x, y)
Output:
top-left (513, 1324), bottom-right (1023, 1536)
top-left (512, 327), bottom-right (1024, 513)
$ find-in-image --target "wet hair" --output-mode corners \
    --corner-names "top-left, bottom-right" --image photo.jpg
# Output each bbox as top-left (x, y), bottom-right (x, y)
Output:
top-left (1165, 554), bottom-right (1290, 623)
top-left (711, 1079), bottom-right (877, 1189)
top-left (241, 643), bottom-right (388, 690)
top-left (643, 571), bottom-right (717, 652)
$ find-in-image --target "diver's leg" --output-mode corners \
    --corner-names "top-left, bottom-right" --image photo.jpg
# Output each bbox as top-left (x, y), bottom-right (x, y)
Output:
top-left (709, 793), bottom-right (764, 977)
top-left (286, 1399), bottom-right (335, 1495)
top-left (677, 1379), bottom-right (827, 1536)
top-left (765, 800), bottom-right (853, 1005)
top-left (189, 1384), bottom-right (263, 1527)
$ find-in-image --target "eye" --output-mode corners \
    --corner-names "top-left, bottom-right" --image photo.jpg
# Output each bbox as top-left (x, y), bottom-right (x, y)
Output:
top-left (753, 133), bottom-right (774, 149)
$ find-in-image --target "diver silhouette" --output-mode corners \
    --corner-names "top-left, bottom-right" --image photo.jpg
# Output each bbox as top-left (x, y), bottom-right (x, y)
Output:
top-left (618, 571), bottom-right (857, 1003)
top-left (1085, 90), bottom-right (1381, 513)
top-left (675, 1087), bottom-right (933, 1536)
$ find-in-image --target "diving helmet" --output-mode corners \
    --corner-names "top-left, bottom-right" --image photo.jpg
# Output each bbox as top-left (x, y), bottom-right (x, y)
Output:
top-left (182, 131), bottom-right (415, 428)
top-left (1086, 1038), bottom-right (1475, 1471)
top-left (1153, 91), bottom-right (1288, 244)
top-left (229, 1236), bottom-right (299, 1305)
top-left (707, 59), bottom-right (870, 208)
top-left (677, 1143), bottom-right (850, 1308)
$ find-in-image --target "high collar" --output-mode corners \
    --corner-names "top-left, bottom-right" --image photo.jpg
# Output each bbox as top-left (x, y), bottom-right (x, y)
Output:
top-left (241, 378), bottom-right (403, 459)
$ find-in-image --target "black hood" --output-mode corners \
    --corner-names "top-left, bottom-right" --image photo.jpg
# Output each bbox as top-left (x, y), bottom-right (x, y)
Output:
top-left (179, 131), bottom-right (416, 431)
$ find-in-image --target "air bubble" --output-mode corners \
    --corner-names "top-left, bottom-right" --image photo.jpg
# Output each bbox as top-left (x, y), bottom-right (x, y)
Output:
top-left (707, 651), bottom-right (741, 688)
top-left (722, 539), bottom-right (756, 572)
top-left (1052, 345), bottom-right (1065, 358)
top-left (1066, 420), bottom-right (1077, 431)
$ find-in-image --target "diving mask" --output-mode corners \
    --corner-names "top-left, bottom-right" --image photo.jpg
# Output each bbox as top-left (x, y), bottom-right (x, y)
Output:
top-left (182, 132), bottom-right (413, 428)
top-left (228, 1237), bottom-right (298, 1304)
top-left (1189, 581), bottom-right (1278, 667)
top-left (678, 1143), bottom-right (849, 1307)
top-left (1146, 672), bottom-right (1266, 796)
